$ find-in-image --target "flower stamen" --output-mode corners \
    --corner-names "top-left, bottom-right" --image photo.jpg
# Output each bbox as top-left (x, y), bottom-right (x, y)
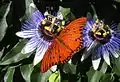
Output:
top-left (90, 19), bottom-right (112, 44)
top-left (40, 13), bottom-right (65, 40)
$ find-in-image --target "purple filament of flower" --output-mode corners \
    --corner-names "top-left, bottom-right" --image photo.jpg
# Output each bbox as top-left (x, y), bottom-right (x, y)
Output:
top-left (21, 10), bottom-right (44, 30)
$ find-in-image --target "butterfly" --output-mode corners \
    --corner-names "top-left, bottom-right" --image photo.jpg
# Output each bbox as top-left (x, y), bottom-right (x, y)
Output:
top-left (40, 17), bottom-right (87, 73)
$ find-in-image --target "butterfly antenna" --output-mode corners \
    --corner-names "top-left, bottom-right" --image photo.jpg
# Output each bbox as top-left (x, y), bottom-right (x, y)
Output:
top-left (89, 2), bottom-right (98, 22)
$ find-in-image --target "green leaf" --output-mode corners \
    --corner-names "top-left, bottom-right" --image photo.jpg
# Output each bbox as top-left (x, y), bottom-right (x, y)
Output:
top-left (112, 57), bottom-right (120, 76)
top-left (76, 77), bottom-right (81, 82)
top-left (100, 73), bottom-right (114, 82)
top-left (58, 6), bottom-right (76, 20)
top-left (58, 6), bottom-right (70, 18)
top-left (0, 1), bottom-right (11, 41)
top-left (20, 63), bottom-right (34, 82)
top-left (38, 70), bottom-right (52, 82)
top-left (4, 67), bottom-right (15, 82)
top-left (100, 61), bottom-right (108, 73)
top-left (87, 62), bottom-right (107, 82)
top-left (62, 80), bottom-right (69, 82)
top-left (31, 66), bottom-right (52, 82)
top-left (20, 0), bottom-right (37, 21)
top-left (63, 60), bottom-right (77, 74)
top-left (118, 23), bottom-right (120, 30)
top-left (1, 64), bottom-right (22, 72)
top-left (25, 2), bottom-right (37, 16)
top-left (31, 66), bottom-right (41, 82)
top-left (114, 0), bottom-right (120, 3)
top-left (0, 39), bottom-right (32, 65)
top-left (86, 67), bottom-right (96, 82)
top-left (90, 71), bottom-right (104, 82)
top-left (49, 71), bottom-right (61, 82)
top-left (87, 12), bottom-right (92, 19)
top-left (0, 47), bottom-right (5, 59)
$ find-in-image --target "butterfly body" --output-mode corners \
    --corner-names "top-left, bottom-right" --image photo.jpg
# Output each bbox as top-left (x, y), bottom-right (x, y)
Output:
top-left (40, 17), bottom-right (87, 72)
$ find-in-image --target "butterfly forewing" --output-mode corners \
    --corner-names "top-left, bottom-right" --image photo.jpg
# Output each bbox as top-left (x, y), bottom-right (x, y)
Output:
top-left (41, 17), bottom-right (87, 73)
top-left (59, 18), bottom-right (86, 51)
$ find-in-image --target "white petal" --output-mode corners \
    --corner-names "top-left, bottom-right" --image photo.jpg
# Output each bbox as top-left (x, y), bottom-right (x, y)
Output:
top-left (33, 41), bottom-right (49, 66)
top-left (102, 47), bottom-right (110, 65)
top-left (107, 43), bottom-right (119, 58)
top-left (90, 40), bottom-right (101, 51)
top-left (68, 59), bottom-right (72, 64)
top-left (81, 55), bottom-right (84, 61)
top-left (92, 58), bottom-right (101, 70)
top-left (81, 47), bottom-right (93, 61)
top-left (21, 37), bottom-right (39, 54)
top-left (16, 29), bottom-right (37, 38)
top-left (81, 41), bottom-right (98, 61)
top-left (50, 65), bottom-right (57, 72)
top-left (81, 54), bottom-right (90, 61)
top-left (111, 50), bottom-right (119, 58)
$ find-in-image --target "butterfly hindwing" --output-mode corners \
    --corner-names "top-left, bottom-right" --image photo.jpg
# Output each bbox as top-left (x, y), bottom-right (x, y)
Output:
top-left (41, 40), bottom-right (59, 71)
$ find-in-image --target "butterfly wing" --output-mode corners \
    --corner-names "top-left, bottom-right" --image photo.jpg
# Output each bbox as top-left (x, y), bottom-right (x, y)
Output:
top-left (40, 17), bottom-right (87, 72)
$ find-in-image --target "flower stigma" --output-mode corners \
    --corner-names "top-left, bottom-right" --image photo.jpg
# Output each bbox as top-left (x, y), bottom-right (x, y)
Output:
top-left (40, 12), bottom-right (65, 40)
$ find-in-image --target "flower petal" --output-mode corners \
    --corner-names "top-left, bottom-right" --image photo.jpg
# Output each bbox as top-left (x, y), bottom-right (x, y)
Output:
top-left (102, 46), bottom-right (110, 65)
top-left (21, 37), bottom-right (39, 54)
top-left (111, 50), bottom-right (119, 58)
top-left (22, 10), bottom-right (44, 30)
top-left (81, 46), bottom-right (92, 61)
top-left (50, 65), bottom-right (57, 72)
top-left (22, 21), bottom-right (37, 30)
top-left (92, 58), bottom-right (101, 70)
top-left (112, 37), bottom-right (120, 44)
top-left (110, 39), bottom-right (119, 49)
top-left (31, 10), bottom-right (44, 26)
top-left (81, 54), bottom-right (89, 62)
top-left (83, 21), bottom-right (93, 48)
top-left (81, 41), bottom-right (100, 61)
top-left (92, 46), bottom-right (101, 70)
top-left (87, 21), bottom-right (93, 29)
top-left (111, 23), bottom-right (118, 31)
top-left (107, 43), bottom-right (119, 58)
top-left (33, 41), bottom-right (50, 66)
top-left (16, 29), bottom-right (37, 38)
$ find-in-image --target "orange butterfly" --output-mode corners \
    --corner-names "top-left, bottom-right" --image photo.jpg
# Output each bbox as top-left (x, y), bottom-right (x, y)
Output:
top-left (40, 17), bottom-right (87, 73)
